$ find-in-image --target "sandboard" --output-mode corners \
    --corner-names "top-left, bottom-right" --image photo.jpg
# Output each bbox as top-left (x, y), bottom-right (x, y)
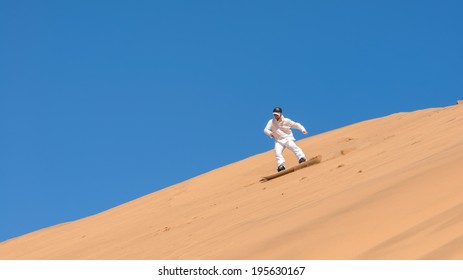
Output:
top-left (260, 155), bottom-right (322, 182)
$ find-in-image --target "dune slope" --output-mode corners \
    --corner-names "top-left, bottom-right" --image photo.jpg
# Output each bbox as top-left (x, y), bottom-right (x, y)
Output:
top-left (1, 104), bottom-right (463, 259)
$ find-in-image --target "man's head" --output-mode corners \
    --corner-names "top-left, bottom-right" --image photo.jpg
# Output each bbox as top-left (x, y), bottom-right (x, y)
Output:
top-left (273, 107), bottom-right (283, 120)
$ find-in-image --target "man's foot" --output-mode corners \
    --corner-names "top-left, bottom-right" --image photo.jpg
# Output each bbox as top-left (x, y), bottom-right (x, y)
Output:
top-left (299, 157), bottom-right (306, 164)
top-left (277, 164), bottom-right (286, 172)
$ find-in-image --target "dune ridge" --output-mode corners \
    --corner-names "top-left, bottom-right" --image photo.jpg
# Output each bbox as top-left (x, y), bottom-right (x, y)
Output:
top-left (1, 104), bottom-right (463, 259)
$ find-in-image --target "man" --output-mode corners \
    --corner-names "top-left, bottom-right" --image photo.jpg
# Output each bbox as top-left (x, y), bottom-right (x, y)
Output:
top-left (264, 107), bottom-right (307, 172)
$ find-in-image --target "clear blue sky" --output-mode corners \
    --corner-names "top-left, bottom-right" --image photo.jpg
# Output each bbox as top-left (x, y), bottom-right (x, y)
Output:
top-left (1, 0), bottom-right (462, 242)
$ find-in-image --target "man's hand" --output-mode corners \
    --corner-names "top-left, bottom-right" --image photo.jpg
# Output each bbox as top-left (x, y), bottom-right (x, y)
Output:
top-left (302, 130), bottom-right (308, 135)
top-left (269, 133), bottom-right (274, 138)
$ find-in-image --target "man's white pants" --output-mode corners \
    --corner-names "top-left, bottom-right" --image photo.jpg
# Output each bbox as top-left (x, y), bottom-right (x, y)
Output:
top-left (275, 139), bottom-right (306, 166)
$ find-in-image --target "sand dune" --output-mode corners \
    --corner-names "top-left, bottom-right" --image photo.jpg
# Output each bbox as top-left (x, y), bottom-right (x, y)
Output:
top-left (1, 104), bottom-right (463, 259)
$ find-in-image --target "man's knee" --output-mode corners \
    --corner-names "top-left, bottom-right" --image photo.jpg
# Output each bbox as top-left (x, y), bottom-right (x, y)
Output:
top-left (286, 141), bottom-right (299, 151)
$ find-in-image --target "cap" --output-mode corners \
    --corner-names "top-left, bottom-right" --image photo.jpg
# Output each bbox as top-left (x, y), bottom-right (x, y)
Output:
top-left (273, 107), bottom-right (283, 114)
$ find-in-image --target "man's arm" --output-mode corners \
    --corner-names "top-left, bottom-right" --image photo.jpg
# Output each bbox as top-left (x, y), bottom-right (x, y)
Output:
top-left (288, 119), bottom-right (307, 134)
top-left (264, 120), bottom-right (274, 137)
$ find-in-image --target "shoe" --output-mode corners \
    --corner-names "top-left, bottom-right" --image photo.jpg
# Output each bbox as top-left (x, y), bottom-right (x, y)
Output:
top-left (277, 164), bottom-right (286, 172)
top-left (299, 157), bottom-right (307, 164)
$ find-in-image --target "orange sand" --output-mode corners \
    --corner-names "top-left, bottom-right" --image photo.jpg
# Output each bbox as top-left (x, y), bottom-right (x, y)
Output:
top-left (1, 104), bottom-right (463, 259)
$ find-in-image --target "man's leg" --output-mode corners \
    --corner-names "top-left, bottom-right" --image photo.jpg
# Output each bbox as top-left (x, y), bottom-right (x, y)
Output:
top-left (275, 141), bottom-right (286, 167)
top-left (286, 140), bottom-right (306, 161)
